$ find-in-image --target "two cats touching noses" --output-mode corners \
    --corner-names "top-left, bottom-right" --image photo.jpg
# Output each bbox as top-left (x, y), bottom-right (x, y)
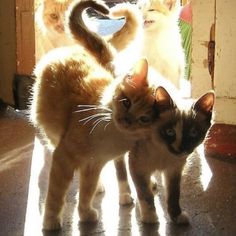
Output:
top-left (31, 0), bottom-right (215, 231)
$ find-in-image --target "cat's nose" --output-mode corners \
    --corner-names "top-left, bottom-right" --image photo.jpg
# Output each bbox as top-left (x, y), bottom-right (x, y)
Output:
top-left (123, 117), bottom-right (132, 126)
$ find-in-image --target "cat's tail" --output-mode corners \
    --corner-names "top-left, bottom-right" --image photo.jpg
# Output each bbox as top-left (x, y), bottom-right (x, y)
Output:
top-left (106, 3), bottom-right (143, 52)
top-left (67, 0), bottom-right (115, 69)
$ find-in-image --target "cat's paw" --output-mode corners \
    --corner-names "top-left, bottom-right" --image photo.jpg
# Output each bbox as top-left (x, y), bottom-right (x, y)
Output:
top-left (172, 211), bottom-right (190, 225)
top-left (43, 215), bottom-right (62, 230)
top-left (140, 210), bottom-right (158, 224)
top-left (119, 193), bottom-right (133, 205)
top-left (79, 208), bottom-right (99, 222)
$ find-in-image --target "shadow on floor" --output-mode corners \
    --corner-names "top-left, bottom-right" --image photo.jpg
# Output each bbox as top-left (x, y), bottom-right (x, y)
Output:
top-left (1, 108), bottom-right (236, 236)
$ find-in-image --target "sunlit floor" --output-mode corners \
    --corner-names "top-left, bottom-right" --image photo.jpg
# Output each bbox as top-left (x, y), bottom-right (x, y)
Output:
top-left (1, 108), bottom-right (236, 236)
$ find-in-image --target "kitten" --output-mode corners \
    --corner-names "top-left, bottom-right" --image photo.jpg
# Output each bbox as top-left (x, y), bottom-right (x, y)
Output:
top-left (35, 0), bottom-right (75, 61)
top-left (30, 6), bottom-right (161, 227)
top-left (129, 86), bottom-right (215, 224)
top-left (138, 0), bottom-right (185, 88)
top-left (67, 0), bottom-right (144, 203)
top-left (104, 0), bottom-right (185, 88)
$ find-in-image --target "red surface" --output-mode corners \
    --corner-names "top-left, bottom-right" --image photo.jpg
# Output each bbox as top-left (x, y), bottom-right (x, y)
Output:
top-left (205, 124), bottom-right (236, 161)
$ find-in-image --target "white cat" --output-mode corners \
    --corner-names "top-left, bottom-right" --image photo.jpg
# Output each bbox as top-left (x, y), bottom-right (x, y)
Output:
top-left (138, 0), bottom-right (185, 89)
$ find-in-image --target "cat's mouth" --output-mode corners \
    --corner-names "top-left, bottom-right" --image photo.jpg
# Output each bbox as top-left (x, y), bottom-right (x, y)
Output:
top-left (143, 20), bottom-right (155, 27)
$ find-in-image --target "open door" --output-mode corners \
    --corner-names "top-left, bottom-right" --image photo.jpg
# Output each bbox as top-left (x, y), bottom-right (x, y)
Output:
top-left (15, 0), bottom-right (35, 109)
top-left (16, 0), bottom-right (35, 75)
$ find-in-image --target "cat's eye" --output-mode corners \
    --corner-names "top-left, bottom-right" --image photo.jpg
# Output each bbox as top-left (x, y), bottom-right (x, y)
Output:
top-left (138, 115), bottom-right (151, 124)
top-left (50, 13), bottom-right (58, 20)
top-left (189, 128), bottom-right (198, 138)
top-left (148, 9), bottom-right (155, 12)
top-left (122, 97), bottom-right (131, 109)
top-left (165, 128), bottom-right (175, 137)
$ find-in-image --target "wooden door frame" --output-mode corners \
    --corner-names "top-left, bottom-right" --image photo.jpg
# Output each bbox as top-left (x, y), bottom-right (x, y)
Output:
top-left (191, 0), bottom-right (215, 98)
top-left (16, 0), bottom-right (35, 76)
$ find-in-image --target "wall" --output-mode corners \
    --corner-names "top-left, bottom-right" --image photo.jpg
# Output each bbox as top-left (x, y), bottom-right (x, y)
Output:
top-left (191, 0), bottom-right (236, 125)
top-left (214, 0), bottom-right (236, 124)
top-left (191, 0), bottom-right (214, 97)
top-left (0, 0), bottom-right (16, 104)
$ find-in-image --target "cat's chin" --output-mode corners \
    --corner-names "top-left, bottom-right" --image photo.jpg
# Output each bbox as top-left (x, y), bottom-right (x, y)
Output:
top-left (115, 124), bottom-right (147, 138)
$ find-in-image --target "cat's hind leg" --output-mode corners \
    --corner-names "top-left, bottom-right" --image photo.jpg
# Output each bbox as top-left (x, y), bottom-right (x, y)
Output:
top-left (114, 155), bottom-right (133, 205)
top-left (43, 143), bottom-right (75, 230)
top-left (78, 164), bottom-right (102, 222)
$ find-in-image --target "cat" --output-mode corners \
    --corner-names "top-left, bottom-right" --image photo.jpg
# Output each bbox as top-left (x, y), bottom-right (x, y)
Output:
top-left (30, 0), bottom-right (164, 228)
top-left (100, 0), bottom-right (185, 89)
top-left (35, 0), bottom-right (75, 61)
top-left (137, 0), bottom-right (186, 89)
top-left (66, 0), bottom-right (144, 202)
top-left (128, 86), bottom-right (215, 224)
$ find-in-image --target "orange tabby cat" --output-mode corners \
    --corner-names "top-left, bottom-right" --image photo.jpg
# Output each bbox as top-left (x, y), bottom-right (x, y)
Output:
top-left (30, 2), bottom-right (164, 224)
top-left (66, 0), bottom-right (144, 203)
top-left (35, 0), bottom-right (75, 61)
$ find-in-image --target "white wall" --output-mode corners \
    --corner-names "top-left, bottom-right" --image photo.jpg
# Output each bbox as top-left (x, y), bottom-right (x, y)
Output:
top-left (191, 0), bottom-right (236, 125)
top-left (214, 0), bottom-right (236, 124)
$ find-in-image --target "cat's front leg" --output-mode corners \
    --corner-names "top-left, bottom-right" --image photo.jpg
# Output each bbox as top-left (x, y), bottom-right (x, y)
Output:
top-left (78, 164), bottom-right (102, 222)
top-left (129, 157), bottom-right (158, 224)
top-left (164, 169), bottom-right (189, 225)
top-left (114, 155), bottom-right (133, 205)
top-left (43, 144), bottom-right (75, 230)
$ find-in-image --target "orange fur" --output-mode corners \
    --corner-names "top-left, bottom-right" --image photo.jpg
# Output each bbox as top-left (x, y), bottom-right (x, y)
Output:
top-left (30, 41), bottom-right (157, 229)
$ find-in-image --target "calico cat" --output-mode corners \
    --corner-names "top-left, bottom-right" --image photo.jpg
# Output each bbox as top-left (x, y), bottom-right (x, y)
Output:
top-left (138, 0), bottom-right (185, 88)
top-left (31, 0), bottom-right (164, 226)
top-left (35, 0), bottom-right (75, 61)
top-left (129, 87), bottom-right (215, 224)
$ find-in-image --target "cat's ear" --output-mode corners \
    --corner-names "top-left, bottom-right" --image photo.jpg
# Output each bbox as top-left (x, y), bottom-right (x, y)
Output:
top-left (155, 86), bottom-right (174, 111)
top-left (129, 58), bottom-right (148, 88)
top-left (164, 0), bottom-right (178, 10)
top-left (193, 91), bottom-right (215, 115)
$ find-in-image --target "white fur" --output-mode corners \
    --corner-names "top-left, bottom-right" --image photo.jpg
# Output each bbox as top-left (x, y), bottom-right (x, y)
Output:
top-left (139, 0), bottom-right (185, 89)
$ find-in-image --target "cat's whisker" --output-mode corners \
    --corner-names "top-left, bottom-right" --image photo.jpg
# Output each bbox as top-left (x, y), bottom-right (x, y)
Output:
top-left (92, 115), bottom-right (111, 125)
top-left (118, 98), bottom-right (128, 103)
top-left (89, 117), bottom-right (108, 134)
top-left (76, 104), bottom-right (112, 112)
top-left (74, 107), bottom-right (112, 113)
top-left (79, 112), bottom-right (111, 125)
top-left (103, 122), bottom-right (110, 130)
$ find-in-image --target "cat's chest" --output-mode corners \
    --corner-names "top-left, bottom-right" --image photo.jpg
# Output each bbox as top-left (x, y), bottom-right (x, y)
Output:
top-left (143, 141), bottom-right (186, 170)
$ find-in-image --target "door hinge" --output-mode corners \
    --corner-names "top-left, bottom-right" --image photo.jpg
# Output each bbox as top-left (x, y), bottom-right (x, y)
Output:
top-left (208, 24), bottom-right (215, 83)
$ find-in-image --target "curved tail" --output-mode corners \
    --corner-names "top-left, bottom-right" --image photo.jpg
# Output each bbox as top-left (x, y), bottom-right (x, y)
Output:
top-left (107, 3), bottom-right (143, 52)
top-left (67, 0), bottom-right (115, 68)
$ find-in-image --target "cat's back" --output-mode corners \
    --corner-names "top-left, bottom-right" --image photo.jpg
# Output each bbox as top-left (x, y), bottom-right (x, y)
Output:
top-left (31, 45), bottom-right (112, 147)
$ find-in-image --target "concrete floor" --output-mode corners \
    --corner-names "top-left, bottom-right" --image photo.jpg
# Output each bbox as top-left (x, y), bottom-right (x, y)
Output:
top-left (0, 107), bottom-right (236, 236)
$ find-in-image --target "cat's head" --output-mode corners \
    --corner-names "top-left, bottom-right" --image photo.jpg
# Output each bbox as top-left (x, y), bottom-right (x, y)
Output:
top-left (152, 86), bottom-right (215, 156)
top-left (42, 0), bottom-right (72, 34)
top-left (138, 0), bottom-right (180, 31)
top-left (104, 59), bottom-right (157, 135)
